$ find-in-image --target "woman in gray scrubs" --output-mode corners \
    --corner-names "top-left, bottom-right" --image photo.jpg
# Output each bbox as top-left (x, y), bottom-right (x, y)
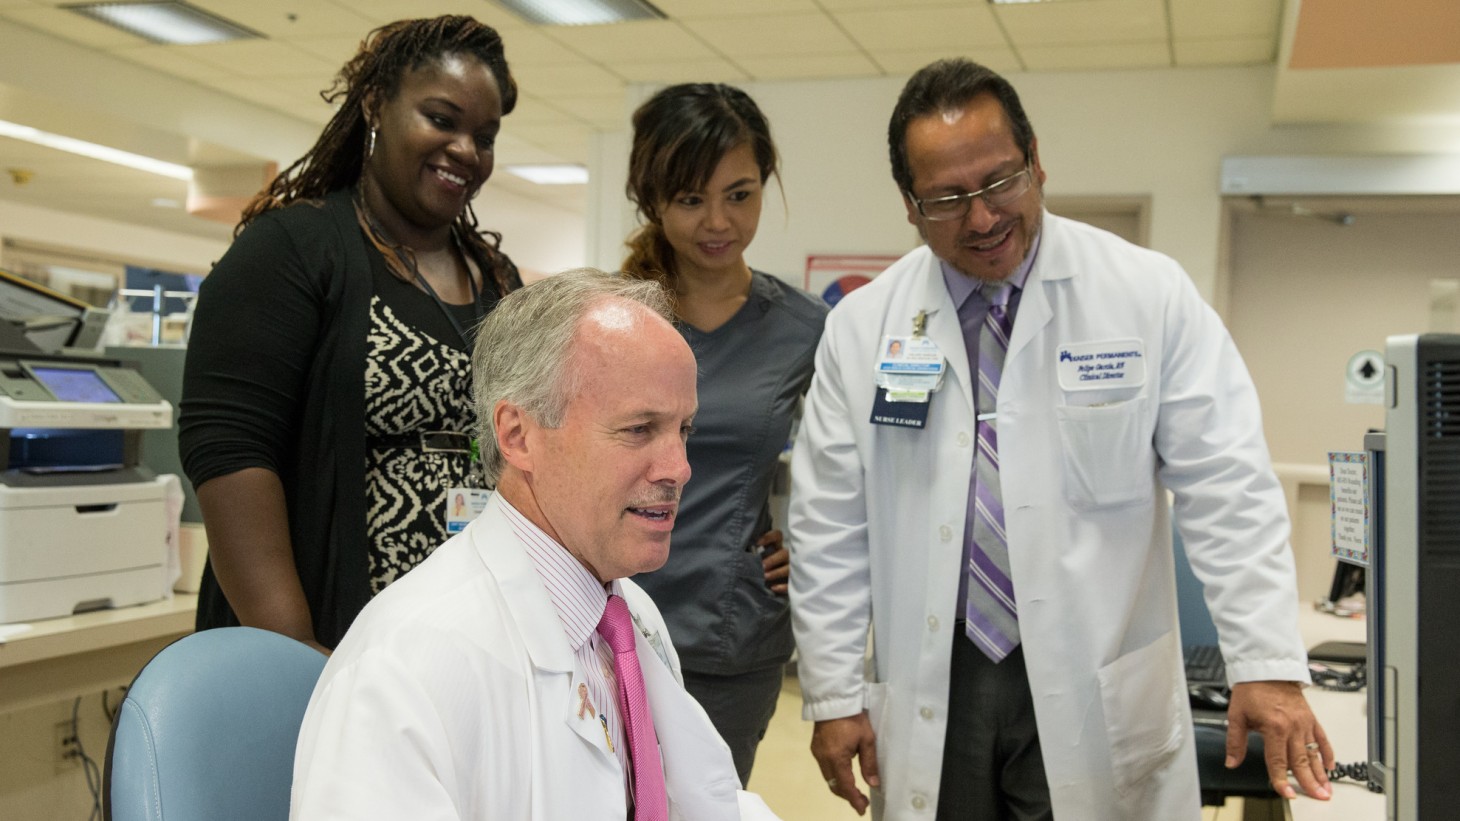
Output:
top-left (622, 83), bottom-right (828, 786)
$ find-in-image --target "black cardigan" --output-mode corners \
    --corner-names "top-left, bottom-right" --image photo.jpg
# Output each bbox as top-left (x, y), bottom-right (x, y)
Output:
top-left (179, 188), bottom-right (516, 647)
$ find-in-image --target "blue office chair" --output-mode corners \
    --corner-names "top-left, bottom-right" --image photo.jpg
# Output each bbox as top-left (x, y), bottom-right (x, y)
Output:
top-left (1173, 525), bottom-right (1281, 810)
top-left (103, 627), bottom-right (328, 821)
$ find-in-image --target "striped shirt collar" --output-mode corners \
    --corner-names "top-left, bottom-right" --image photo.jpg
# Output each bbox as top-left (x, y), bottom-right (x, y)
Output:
top-left (499, 496), bottom-right (611, 652)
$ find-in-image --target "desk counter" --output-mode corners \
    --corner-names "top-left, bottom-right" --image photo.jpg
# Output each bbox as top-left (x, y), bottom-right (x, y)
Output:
top-left (0, 594), bottom-right (196, 714)
top-left (1288, 608), bottom-right (1383, 821)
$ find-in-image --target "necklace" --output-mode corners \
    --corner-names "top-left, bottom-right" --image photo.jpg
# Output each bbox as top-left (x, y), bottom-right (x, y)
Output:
top-left (353, 187), bottom-right (484, 348)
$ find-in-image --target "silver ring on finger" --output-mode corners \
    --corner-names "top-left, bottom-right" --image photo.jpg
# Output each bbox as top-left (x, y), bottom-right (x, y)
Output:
top-left (1305, 742), bottom-right (1320, 751)
top-left (827, 777), bottom-right (838, 789)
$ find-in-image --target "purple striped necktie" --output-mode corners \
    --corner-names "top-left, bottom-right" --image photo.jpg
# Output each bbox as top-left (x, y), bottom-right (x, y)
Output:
top-left (965, 282), bottom-right (1019, 661)
top-left (597, 594), bottom-right (669, 820)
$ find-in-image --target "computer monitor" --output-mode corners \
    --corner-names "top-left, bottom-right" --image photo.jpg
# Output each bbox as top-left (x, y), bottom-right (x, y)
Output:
top-left (0, 267), bottom-right (109, 352)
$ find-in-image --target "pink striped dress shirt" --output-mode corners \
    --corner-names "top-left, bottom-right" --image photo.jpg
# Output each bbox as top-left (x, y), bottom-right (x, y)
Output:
top-left (500, 497), bottom-right (633, 797)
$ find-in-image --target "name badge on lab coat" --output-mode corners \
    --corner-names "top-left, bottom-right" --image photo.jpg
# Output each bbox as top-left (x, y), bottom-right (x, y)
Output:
top-left (1056, 338), bottom-right (1147, 391)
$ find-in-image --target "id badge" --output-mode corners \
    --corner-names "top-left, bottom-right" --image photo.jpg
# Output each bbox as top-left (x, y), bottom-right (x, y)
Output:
top-left (445, 487), bottom-right (491, 533)
top-left (874, 335), bottom-right (946, 403)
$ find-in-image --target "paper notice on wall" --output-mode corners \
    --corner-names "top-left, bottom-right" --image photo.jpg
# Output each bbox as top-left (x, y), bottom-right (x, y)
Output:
top-left (1328, 451), bottom-right (1371, 567)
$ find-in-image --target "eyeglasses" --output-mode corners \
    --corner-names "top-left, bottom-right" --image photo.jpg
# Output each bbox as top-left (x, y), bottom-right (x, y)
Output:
top-left (908, 166), bottom-right (1033, 222)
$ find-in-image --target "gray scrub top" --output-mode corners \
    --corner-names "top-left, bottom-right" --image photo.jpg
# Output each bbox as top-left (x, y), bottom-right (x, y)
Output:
top-left (635, 271), bottom-right (828, 676)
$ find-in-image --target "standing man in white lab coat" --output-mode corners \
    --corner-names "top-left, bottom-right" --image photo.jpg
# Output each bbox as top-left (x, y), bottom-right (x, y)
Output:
top-left (789, 59), bottom-right (1332, 820)
top-left (291, 270), bottom-right (779, 820)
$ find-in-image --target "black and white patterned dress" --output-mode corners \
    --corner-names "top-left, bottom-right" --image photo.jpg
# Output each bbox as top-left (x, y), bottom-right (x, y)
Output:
top-left (362, 265), bottom-right (487, 595)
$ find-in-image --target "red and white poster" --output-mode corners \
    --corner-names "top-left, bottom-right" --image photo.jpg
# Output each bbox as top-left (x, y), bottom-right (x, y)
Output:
top-left (804, 254), bottom-right (900, 306)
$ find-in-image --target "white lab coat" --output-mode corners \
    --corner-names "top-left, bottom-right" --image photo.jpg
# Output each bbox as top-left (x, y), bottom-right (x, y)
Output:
top-left (291, 493), bottom-right (780, 821)
top-left (789, 213), bottom-right (1309, 820)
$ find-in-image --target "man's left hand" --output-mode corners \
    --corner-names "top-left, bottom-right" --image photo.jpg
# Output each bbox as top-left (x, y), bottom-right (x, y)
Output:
top-left (1225, 680), bottom-right (1332, 800)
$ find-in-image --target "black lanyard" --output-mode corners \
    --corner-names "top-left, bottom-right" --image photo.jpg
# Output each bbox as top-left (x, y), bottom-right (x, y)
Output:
top-left (356, 187), bottom-right (486, 349)
top-left (409, 230), bottom-right (484, 350)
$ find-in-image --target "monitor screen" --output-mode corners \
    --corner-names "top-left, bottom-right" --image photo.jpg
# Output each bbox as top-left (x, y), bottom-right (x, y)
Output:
top-left (31, 367), bottom-right (120, 403)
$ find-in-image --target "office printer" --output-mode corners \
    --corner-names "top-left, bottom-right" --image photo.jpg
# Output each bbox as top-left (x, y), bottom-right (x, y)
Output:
top-left (0, 343), bottom-right (174, 622)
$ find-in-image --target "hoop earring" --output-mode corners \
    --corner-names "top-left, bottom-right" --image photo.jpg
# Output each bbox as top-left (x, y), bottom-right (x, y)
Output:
top-left (367, 127), bottom-right (377, 159)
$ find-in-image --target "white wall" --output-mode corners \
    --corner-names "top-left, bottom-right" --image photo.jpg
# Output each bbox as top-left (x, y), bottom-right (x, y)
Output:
top-left (587, 66), bottom-right (1460, 303)
top-left (474, 189), bottom-right (586, 278)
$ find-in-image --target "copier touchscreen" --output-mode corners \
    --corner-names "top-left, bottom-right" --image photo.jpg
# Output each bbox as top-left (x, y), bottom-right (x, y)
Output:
top-left (31, 367), bottom-right (120, 403)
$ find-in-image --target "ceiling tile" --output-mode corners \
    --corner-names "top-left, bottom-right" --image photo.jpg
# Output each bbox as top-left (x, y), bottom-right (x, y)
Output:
top-left (107, 45), bottom-right (234, 82)
top-left (871, 47), bottom-right (1022, 77)
top-left (179, 40), bottom-right (340, 79)
top-left (646, 0), bottom-right (821, 19)
top-left (1169, 0), bottom-right (1280, 41)
top-left (994, 0), bottom-right (1168, 47)
top-left (816, 0), bottom-right (971, 8)
top-left (188, 0), bottom-right (374, 38)
top-left (0, 6), bottom-right (147, 48)
top-left (502, 125), bottom-right (589, 162)
top-left (345, 0), bottom-right (528, 29)
top-left (205, 77), bottom-right (295, 109)
top-left (549, 95), bottom-right (630, 129)
top-left (737, 52), bottom-right (883, 81)
top-left (289, 36), bottom-right (365, 68)
top-left (1018, 41), bottom-right (1171, 72)
top-left (266, 75), bottom-right (339, 103)
top-left (835, 5), bottom-right (1006, 52)
top-left (612, 58), bottom-right (749, 84)
top-left (1174, 37), bottom-right (1275, 67)
top-left (505, 94), bottom-right (583, 126)
top-left (498, 27), bottom-right (594, 67)
top-left (680, 13), bottom-right (858, 59)
top-left (511, 61), bottom-right (625, 96)
top-left (542, 20), bottom-right (713, 62)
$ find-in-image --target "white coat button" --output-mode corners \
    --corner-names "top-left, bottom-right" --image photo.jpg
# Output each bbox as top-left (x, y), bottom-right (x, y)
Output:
top-left (920, 706), bottom-right (934, 720)
top-left (927, 615), bottom-right (939, 631)
top-left (912, 796), bottom-right (927, 810)
top-left (939, 525), bottom-right (953, 542)
top-left (957, 431), bottom-right (970, 447)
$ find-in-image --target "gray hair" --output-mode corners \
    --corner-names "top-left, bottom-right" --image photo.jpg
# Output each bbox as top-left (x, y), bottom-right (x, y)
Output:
top-left (472, 268), bottom-right (674, 485)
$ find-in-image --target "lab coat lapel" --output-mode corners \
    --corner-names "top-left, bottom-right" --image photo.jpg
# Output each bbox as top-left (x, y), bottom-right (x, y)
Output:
top-left (636, 628), bottom-right (742, 821)
top-left (913, 256), bottom-right (974, 414)
top-left (1006, 213), bottom-right (1069, 363)
top-left (469, 495), bottom-right (615, 758)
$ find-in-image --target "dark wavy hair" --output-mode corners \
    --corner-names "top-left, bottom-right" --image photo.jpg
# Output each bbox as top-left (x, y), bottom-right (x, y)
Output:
top-left (888, 58), bottom-right (1035, 195)
top-left (236, 15), bottom-right (519, 292)
top-left (621, 83), bottom-right (778, 296)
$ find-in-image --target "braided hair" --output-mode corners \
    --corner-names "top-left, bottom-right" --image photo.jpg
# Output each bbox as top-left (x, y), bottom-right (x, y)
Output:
top-left (237, 15), bottom-right (520, 293)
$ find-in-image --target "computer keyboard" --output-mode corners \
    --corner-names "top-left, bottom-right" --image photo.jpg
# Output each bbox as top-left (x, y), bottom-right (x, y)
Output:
top-left (1184, 644), bottom-right (1226, 686)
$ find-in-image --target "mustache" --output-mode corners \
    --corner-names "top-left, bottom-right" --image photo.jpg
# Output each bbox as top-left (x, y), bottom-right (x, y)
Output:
top-left (960, 221), bottom-right (1012, 244)
top-left (628, 488), bottom-right (680, 507)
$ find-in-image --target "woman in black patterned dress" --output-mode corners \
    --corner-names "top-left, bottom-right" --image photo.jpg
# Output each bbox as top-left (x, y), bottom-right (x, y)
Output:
top-left (179, 16), bottom-right (520, 652)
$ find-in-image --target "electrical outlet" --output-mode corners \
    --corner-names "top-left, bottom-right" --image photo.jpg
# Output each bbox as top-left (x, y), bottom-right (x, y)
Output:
top-left (54, 721), bottom-right (80, 774)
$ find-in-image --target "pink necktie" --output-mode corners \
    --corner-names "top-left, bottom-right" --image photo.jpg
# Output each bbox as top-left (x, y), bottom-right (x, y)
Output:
top-left (597, 594), bottom-right (669, 820)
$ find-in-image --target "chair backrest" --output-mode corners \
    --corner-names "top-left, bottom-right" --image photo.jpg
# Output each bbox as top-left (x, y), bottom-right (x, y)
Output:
top-left (1172, 524), bottom-right (1220, 648)
top-left (104, 626), bottom-right (328, 821)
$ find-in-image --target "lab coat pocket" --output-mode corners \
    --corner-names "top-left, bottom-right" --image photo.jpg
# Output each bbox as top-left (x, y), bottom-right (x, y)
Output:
top-left (1055, 397), bottom-right (1154, 509)
top-left (1096, 630), bottom-right (1184, 796)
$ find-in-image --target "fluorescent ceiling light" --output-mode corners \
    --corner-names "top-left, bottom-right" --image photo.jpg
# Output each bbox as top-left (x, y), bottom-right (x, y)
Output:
top-left (0, 120), bottom-right (193, 181)
top-left (64, 1), bottom-right (262, 45)
top-left (506, 164), bottom-right (589, 185)
top-left (496, 0), bottom-right (665, 26)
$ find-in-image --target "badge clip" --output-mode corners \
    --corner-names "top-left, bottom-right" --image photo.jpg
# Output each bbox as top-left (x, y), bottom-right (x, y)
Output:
top-left (912, 310), bottom-right (928, 339)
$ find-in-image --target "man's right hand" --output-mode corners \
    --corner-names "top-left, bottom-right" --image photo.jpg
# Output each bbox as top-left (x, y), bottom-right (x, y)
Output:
top-left (811, 712), bottom-right (880, 816)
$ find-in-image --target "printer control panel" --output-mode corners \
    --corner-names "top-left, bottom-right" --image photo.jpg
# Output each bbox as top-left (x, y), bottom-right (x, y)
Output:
top-left (0, 356), bottom-right (171, 429)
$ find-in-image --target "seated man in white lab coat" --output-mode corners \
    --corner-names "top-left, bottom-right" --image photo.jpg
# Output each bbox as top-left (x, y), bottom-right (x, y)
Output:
top-left (290, 269), bottom-right (780, 821)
